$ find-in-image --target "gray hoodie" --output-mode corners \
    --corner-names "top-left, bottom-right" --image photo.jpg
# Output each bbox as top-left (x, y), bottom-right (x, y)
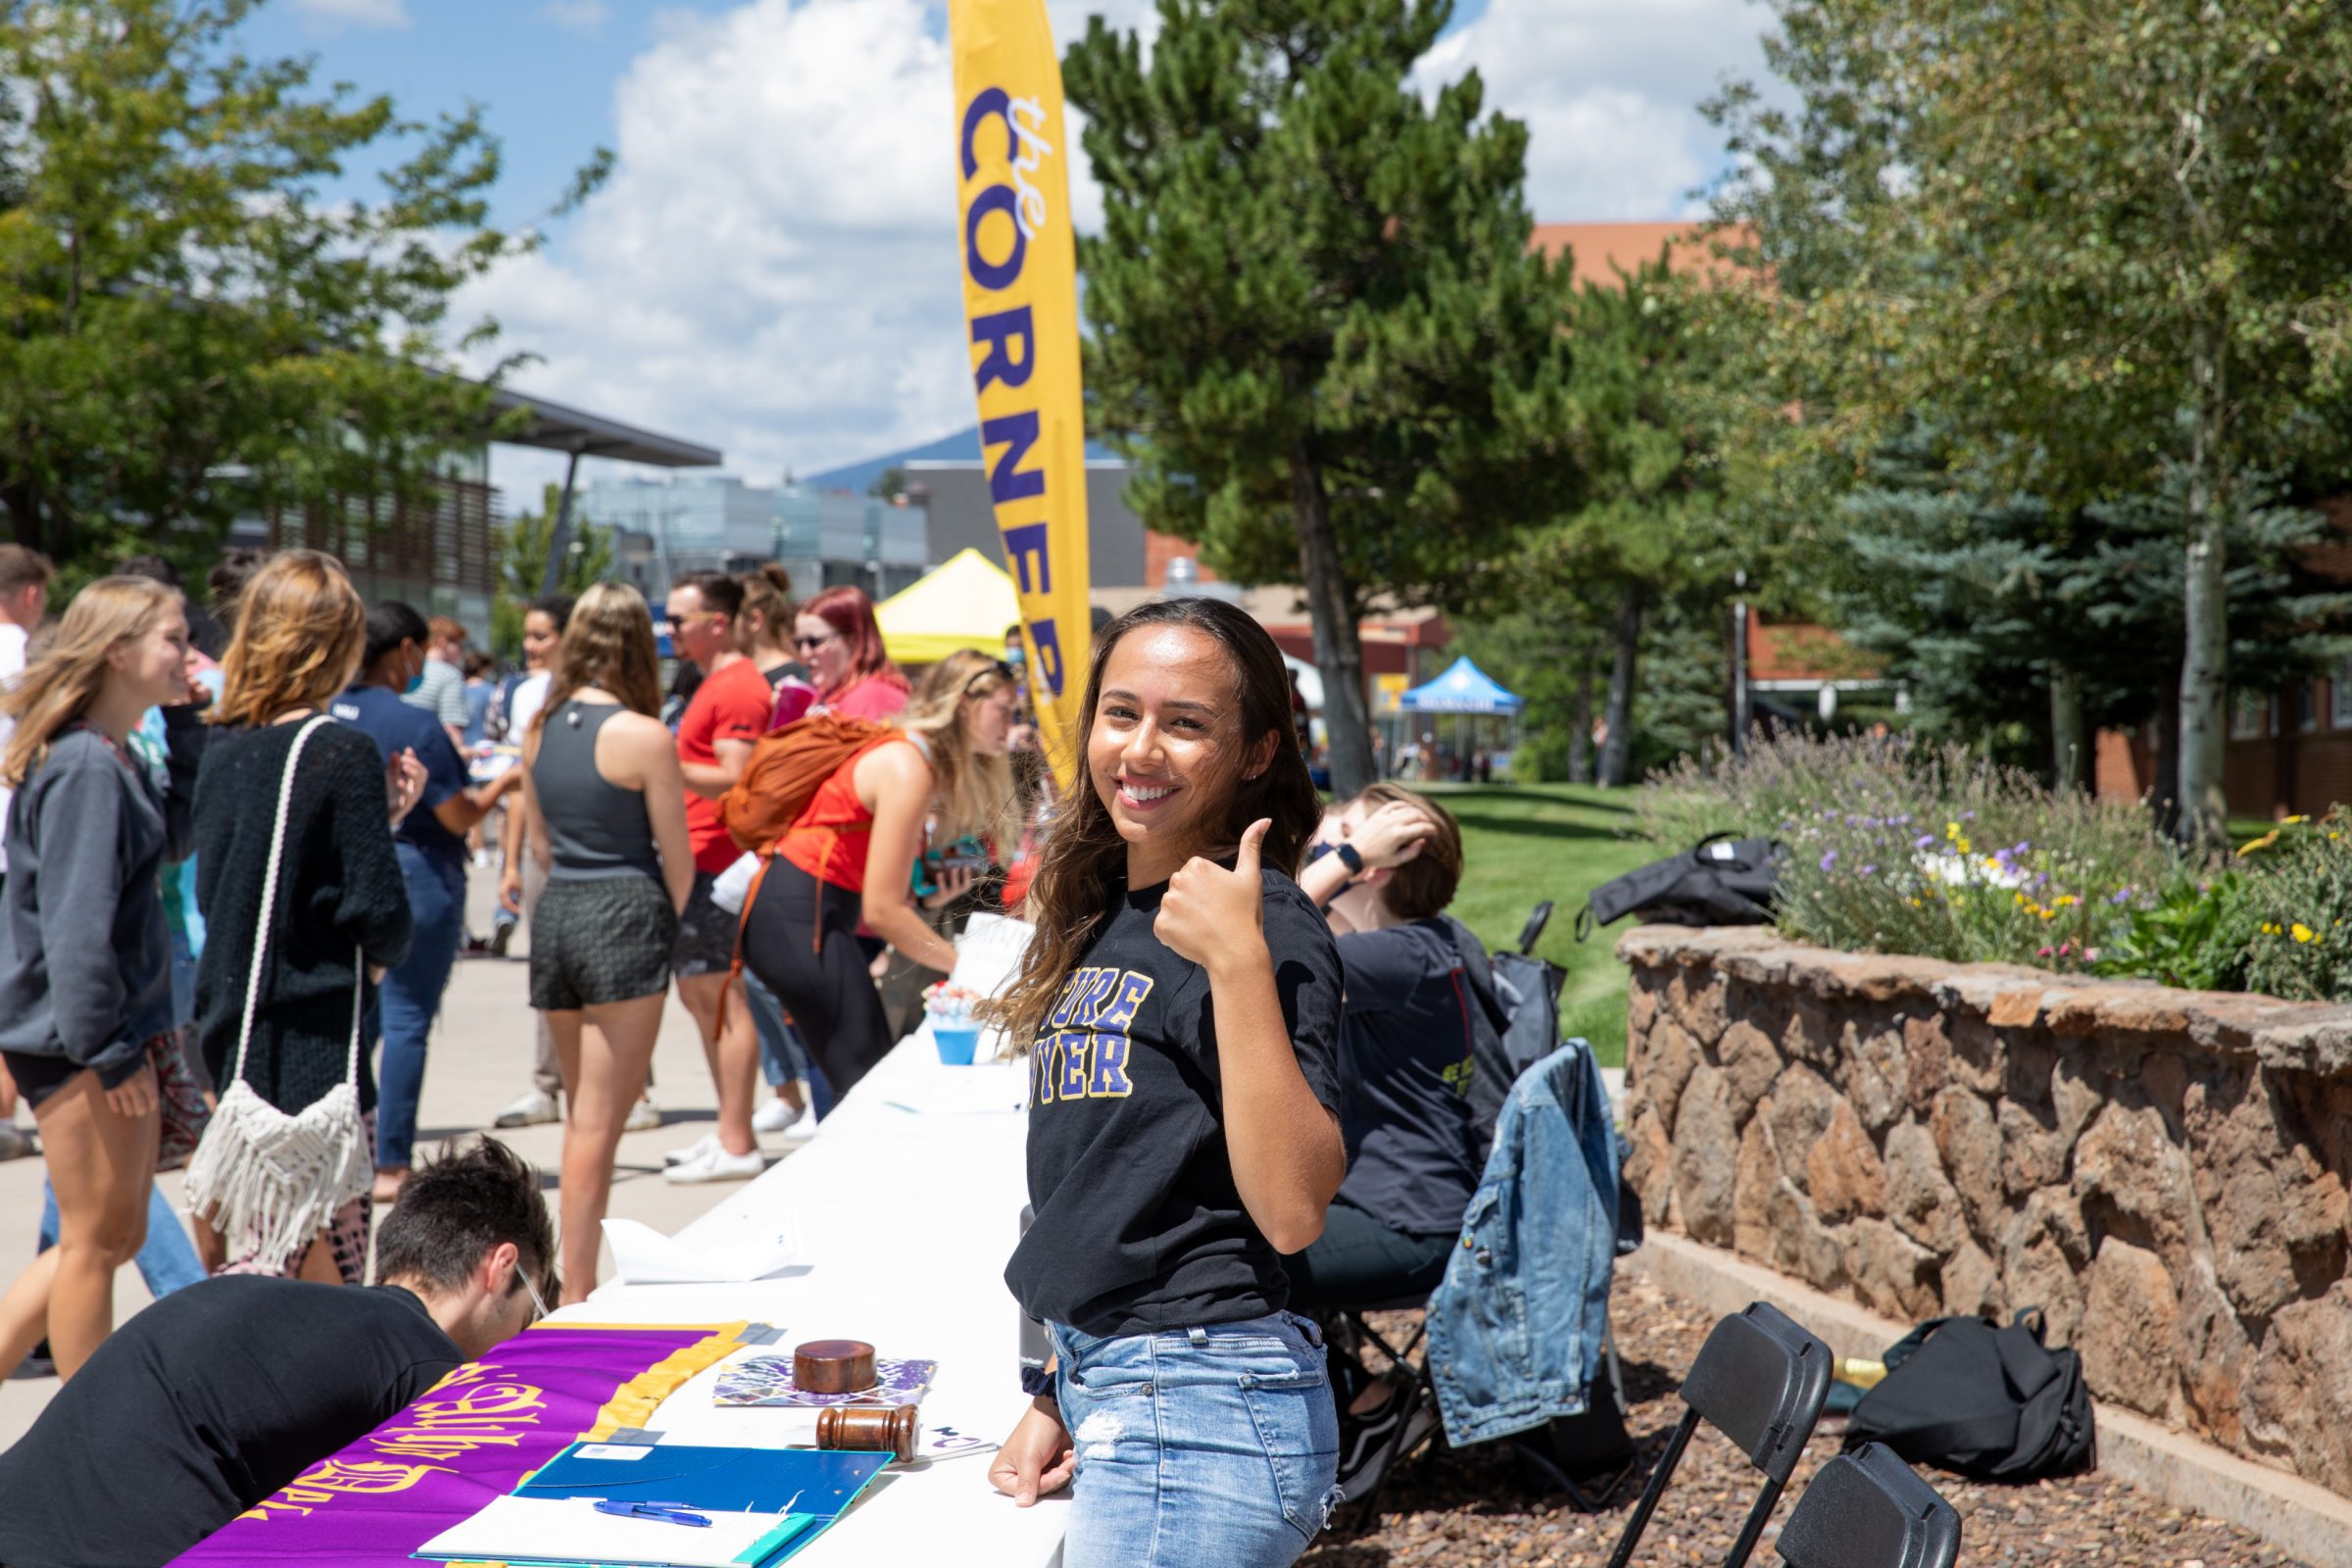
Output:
top-left (0, 714), bottom-right (200, 1082)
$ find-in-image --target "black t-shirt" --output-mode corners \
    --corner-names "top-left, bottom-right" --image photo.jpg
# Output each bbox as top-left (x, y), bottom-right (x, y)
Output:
top-left (1332, 919), bottom-right (1484, 1237)
top-left (0, 1278), bottom-right (463, 1568)
top-left (1005, 866), bottom-right (1344, 1337)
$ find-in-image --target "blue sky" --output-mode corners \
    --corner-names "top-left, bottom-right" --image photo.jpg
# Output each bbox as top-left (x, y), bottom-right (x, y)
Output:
top-left (234, 0), bottom-right (1773, 495)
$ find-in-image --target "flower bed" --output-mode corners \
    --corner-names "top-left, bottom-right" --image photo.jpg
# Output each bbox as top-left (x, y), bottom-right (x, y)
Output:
top-left (1639, 733), bottom-right (2352, 1000)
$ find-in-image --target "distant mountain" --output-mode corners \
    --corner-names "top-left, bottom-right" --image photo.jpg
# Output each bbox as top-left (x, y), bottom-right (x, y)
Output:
top-left (800, 426), bottom-right (1122, 496)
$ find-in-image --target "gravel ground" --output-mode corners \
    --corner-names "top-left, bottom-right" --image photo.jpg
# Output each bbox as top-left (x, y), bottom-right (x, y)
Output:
top-left (1302, 1274), bottom-right (2313, 1568)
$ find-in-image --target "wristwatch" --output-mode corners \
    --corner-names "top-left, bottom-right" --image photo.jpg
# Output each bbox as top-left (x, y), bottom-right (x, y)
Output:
top-left (1332, 842), bottom-right (1364, 876)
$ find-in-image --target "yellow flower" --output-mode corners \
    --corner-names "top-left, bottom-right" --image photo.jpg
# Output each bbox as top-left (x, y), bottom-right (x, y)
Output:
top-left (1955, 838), bottom-right (1973, 856)
top-left (2055, 895), bottom-right (2079, 907)
top-left (1945, 821), bottom-right (1961, 840)
top-left (2238, 831), bottom-right (2280, 858)
top-left (2284, 815), bottom-right (2310, 825)
top-left (2293, 923), bottom-right (2316, 944)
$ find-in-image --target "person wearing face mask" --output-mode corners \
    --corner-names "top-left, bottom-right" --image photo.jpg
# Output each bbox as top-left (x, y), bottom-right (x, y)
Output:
top-left (738, 648), bottom-right (1021, 1102)
top-left (331, 601), bottom-right (522, 1203)
top-left (987, 599), bottom-right (1346, 1567)
top-left (0, 1138), bottom-right (557, 1568)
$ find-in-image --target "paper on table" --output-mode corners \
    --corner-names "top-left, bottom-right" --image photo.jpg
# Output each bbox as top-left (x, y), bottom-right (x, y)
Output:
top-left (416, 1494), bottom-right (801, 1568)
top-left (949, 913), bottom-right (1031, 1000)
top-left (883, 1062), bottom-right (1028, 1118)
top-left (602, 1209), bottom-right (804, 1286)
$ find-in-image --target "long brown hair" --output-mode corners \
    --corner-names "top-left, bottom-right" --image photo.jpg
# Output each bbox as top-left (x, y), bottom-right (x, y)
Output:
top-left (1, 576), bottom-right (180, 787)
top-left (898, 648), bottom-right (1021, 854)
top-left (215, 551), bottom-right (366, 729)
top-left (984, 598), bottom-right (1321, 1047)
top-left (535, 582), bottom-right (662, 732)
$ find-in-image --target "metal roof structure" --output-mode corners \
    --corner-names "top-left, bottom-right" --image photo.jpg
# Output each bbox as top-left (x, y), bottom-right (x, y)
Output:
top-left (488, 385), bottom-right (722, 468)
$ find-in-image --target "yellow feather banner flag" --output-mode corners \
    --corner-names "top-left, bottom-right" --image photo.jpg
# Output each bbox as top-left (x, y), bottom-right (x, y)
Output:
top-left (950, 0), bottom-right (1092, 790)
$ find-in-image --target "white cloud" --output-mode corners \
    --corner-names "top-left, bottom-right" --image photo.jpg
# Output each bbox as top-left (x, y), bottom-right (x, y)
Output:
top-left (475, 0), bottom-right (1769, 500)
top-left (292, 0), bottom-right (411, 28)
top-left (1417, 0), bottom-right (1775, 221)
top-left (541, 0), bottom-right (611, 34)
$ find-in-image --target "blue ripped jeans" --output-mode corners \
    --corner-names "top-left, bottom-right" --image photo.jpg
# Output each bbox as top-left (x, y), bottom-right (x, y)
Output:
top-left (1048, 1312), bottom-right (1340, 1568)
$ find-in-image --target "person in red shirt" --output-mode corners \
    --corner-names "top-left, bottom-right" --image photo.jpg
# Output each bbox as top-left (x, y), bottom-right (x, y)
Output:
top-left (659, 572), bottom-right (772, 1184)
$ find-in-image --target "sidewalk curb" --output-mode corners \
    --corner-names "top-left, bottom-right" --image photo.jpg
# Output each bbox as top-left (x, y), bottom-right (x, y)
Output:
top-left (1625, 1231), bottom-right (2352, 1568)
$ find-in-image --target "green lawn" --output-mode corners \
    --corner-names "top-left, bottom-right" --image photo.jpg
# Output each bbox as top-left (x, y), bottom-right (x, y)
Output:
top-left (1415, 782), bottom-right (1658, 1067)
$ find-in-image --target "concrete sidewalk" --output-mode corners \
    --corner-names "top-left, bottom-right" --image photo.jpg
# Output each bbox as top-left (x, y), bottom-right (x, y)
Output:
top-left (0, 873), bottom-right (792, 1449)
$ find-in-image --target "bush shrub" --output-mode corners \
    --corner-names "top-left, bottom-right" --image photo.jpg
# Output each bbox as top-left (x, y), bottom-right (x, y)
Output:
top-left (2235, 810), bottom-right (2352, 1002)
top-left (1639, 732), bottom-right (2187, 972)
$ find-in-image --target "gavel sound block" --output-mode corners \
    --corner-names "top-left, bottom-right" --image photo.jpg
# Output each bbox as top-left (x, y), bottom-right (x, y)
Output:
top-left (817, 1404), bottom-right (922, 1463)
top-left (792, 1339), bottom-right (876, 1394)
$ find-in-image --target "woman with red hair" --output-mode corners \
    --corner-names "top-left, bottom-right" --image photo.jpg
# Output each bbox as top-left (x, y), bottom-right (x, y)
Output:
top-left (794, 588), bottom-right (908, 721)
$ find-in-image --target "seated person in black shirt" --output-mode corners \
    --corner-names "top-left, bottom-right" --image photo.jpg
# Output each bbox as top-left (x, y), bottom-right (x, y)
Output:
top-left (1289, 786), bottom-right (1482, 1454)
top-left (0, 1137), bottom-right (557, 1568)
top-left (1290, 785), bottom-right (1475, 1308)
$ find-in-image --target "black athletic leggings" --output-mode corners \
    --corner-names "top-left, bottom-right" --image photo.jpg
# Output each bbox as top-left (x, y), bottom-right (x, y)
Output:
top-left (741, 858), bottom-right (894, 1101)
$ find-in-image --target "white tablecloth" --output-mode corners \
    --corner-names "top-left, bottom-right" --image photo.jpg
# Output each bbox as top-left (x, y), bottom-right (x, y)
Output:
top-left (554, 1028), bottom-right (1064, 1565)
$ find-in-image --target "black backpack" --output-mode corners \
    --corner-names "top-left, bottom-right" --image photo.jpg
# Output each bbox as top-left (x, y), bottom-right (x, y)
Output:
top-left (1438, 906), bottom-right (1643, 1257)
top-left (1843, 1308), bottom-right (2096, 1481)
top-left (1575, 833), bottom-right (1779, 940)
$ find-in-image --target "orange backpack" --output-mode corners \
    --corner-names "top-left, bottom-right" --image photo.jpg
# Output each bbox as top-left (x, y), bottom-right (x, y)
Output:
top-left (718, 713), bottom-right (899, 857)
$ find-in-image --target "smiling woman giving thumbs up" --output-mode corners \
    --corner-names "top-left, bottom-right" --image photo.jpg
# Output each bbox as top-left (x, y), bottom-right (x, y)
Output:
top-left (984, 600), bottom-right (1347, 1568)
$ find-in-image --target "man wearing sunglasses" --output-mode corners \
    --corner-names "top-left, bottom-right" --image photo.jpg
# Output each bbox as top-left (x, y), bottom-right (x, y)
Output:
top-left (0, 1139), bottom-right (557, 1568)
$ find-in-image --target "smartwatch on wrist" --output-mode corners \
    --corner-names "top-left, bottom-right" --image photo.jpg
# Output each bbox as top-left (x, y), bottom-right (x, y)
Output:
top-left (1332, 842), bottom-right (1364, 876)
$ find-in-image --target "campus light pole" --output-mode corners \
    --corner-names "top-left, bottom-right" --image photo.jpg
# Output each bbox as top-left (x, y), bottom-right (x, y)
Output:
top-left (1732, 567), bottom-right (1751, 755)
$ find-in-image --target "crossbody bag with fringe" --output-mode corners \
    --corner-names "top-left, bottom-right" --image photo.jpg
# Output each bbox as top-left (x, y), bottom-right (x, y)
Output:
top-left (182, 713), bottom-right (372, 1270)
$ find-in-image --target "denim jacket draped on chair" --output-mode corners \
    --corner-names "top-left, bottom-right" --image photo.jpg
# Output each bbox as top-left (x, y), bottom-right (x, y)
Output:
top-left (1424, 1040), bottom-right (1621, 1447)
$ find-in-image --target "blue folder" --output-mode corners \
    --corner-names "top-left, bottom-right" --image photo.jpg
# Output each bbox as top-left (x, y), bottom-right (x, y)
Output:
top-left (519, 1443), bottom-right (888, 1518)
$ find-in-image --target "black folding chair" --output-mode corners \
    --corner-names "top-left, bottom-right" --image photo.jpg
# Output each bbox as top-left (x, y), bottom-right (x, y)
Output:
top-left (1775, 1443), bottom-right (1962, 1568)
top-left (1604, 1300), bottom-right (1834, 1568)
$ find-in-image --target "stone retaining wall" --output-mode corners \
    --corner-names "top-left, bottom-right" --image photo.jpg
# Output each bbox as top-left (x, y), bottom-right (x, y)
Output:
top-left (1618, 924), bottom-right (2352, 1499)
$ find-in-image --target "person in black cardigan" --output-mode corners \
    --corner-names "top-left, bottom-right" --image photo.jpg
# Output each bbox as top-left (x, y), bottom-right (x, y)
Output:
top-left (192, 552), bottom-right (423, 1283)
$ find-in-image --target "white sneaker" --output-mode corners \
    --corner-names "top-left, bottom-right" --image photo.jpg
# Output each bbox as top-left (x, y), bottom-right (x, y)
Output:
top-left (752, 1097), bottom-right (817, 1139)
top-left (662, 1133), bottom-right (719, 1167)
top-left (493, 1089), bottom-right (560, 1129)
top-left (662, 1144), bottom-right (766, 1184)
top-left (624, 1096), bottom-right (662, 1134)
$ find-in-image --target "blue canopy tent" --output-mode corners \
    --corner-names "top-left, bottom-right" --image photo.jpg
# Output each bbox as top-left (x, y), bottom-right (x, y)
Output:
top-left (1396, 657), bottom-right (1523, 782)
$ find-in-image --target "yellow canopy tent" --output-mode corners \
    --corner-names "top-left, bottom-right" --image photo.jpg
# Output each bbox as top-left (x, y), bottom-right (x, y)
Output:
top-left (874, 547), bottom-right (1021, 667)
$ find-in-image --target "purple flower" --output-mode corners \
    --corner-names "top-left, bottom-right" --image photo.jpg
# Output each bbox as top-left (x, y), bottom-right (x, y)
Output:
top-left (1860, 864), bottom-right (1877, 876)
top-left (1913, 834), bottom-right (1935, 850)
top-left (2109, 888), bottom-right (2132, 906)
top-left (1820, 851), bottom-right (1838, 872)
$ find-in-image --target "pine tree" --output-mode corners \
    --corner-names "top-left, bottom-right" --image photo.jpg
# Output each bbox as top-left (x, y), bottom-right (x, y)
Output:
top-left (1063, 0), bottom-right (1582, 797)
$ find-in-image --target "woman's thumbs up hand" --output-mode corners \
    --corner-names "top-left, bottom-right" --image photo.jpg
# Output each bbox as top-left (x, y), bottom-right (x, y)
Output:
top-left (1154, 818), bottom-right (1272, 973)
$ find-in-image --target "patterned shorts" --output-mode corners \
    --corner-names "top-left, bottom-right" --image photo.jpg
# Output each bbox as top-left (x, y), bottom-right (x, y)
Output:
top-left (530, 875), bottom-right (680, 1010)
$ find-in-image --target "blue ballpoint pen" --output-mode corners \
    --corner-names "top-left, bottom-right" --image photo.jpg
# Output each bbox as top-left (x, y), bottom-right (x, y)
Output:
top-left (592, 1499), bottom-right (712, 1527)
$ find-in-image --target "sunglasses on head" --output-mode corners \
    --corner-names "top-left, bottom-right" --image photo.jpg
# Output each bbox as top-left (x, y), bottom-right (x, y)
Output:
top-left (963, 659), bottom-right (1017, 695)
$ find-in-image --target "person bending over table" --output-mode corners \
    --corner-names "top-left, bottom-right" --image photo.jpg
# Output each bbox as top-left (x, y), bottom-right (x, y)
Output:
top-left (1289, 785), bottom-right (1483, 1477)
top-left (989, 598), bottom-right (1347, 1568)
top-left (0, 1138), bottom-right (557, 1568)
top-left (740, 647), bottom-right (1020, 1102)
